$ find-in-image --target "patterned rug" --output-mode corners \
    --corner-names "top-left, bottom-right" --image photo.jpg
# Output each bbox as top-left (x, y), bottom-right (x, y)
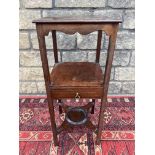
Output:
top-left (19, 96), bottom-right (135, 155)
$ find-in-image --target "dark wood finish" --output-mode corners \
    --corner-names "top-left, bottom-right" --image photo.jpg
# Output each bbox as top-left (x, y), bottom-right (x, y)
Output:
top-left (50, 86), bottom-right (103, 99)
top-left (52, 30), bottom-right (58, 63)
top-left (96, 30), bottom-right (102, 63)
top-left (58, 99), bottom-right (63, 114)
top-left (34, 23), bottom-right (118, 36)
top-left (96, 25), bottom-right (119, 144)
top-left (50, 62), bottom-right (103, 87)
top-left (36, 25), bottom-right (58, 145)
top-left (57, 101), bottom-right (96, 134)
top-left (33, 16), bottom-right (122, 24)
top-left (34, 16), bottom-right (121, 146)
top-left (91, 99), bottom-right (95, 114)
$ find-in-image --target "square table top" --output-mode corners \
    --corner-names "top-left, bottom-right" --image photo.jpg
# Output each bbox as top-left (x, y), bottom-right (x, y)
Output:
top-left (32, 15), bottom-right (122, 24)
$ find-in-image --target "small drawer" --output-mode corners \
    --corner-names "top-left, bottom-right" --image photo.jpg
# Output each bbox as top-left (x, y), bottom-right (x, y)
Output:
top-left (50, 87), bottom-right (103, 99)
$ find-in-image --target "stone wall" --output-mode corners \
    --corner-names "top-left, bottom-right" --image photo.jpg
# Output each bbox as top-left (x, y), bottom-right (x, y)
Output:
top-left (19, 0), bottom-right (135, 95)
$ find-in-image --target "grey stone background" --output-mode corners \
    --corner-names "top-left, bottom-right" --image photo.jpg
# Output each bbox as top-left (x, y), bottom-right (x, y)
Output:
top-left (19, 0), bottom-right (135, 95)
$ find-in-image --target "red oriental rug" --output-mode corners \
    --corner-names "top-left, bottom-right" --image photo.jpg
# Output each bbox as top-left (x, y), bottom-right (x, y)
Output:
top-left (19, 96), bottom-right (135, 155)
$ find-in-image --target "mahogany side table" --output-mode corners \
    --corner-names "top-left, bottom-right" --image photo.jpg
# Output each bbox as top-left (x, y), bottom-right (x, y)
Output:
top-left (33, 16), bottom-right (121, 146)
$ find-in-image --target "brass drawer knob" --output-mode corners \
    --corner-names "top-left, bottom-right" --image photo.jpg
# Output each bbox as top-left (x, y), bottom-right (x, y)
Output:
top-left (75, 92), bottom-right (80, 102)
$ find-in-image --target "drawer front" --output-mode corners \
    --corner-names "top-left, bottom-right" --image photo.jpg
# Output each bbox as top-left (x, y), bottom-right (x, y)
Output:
top-left (50, 87), bottom-right (103, 99)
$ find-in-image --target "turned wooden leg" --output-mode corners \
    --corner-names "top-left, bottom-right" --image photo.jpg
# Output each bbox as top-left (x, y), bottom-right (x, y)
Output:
top-left (58, 99), bottom-right (63, 114)
top-left (96, 97), bottom-right (107, 145)
top-left (91, 99), bottom-right (95, 114)
top-left (47, 97), bottom-right (58, 146)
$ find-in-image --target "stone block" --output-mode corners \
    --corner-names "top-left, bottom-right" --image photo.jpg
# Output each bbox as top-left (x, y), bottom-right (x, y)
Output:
top-left (122, 82), bottom-right (135, 94)
top-left (116, 31), bottom-right (135, 49)
top-left (55, 0), bottom-right (106, 7)
top-left (43, 10), bottom-right (92, 17)
top-left (130, 51), bottom-right (135, 66)
top-left (88, 51), bottom-right (107, 66)
top-left (101, 67), bottom-right (115, 80)
top-left (88, 51), bottom-right (131, 67)
top-left (62, 51), bottom-right (87, 62)
top-left (108, 0), bottom-right (135, 8)
top-left (113, 51), bottom-right (131, 66)
top-left (19, 32), bottom-right (30, 49)
top-left (123, 10), bottom-right (135, 29)
top-left (19, 51), bottom-right (60, 67)
top-left (19, 67), bottom-right (44, 81)
top-left (115, 67), bottom-right (135, 80)
top-left (19, 0), bottom-right (22, 8)
top-left (108, 82), bottom-right (122, 94)
top-left (105, 31), bottom-right (135, 49)
top-left (31, 31), bottom-right (76, 50)
top-left (30, 32), bottom-right (39, 49)
top-left (77, 32), bottom-right (103, 49)
top-left (57, 32), bottom-right (76, 49)
top-left (19, 51), bottom-right (42, 66)
top-left (92, 10), bottom-right (123, 21)
top-left (36, 82), bottom-right (46, 94)
top-left (19, 10), bottom-right (41, 29)
top-left (30, 32), bottom-right (53, 49)
top-left (23, 0), bottom-right (52, 8)
top-left (19, 82), bottom-right (37, 94)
